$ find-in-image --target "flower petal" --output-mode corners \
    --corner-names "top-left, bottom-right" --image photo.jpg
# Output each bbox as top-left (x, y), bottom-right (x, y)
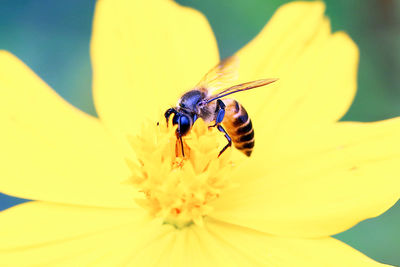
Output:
top-left (0, 202), bottom-right (387, 266)
top-left (169, 219), bottom-right (386, 267)
top-left (0, 202), bottom-right (175, 266)
top-left (91, 0), bottom-right (219, 144)
top-left (0, 51), bottom-right (135, 208)
top-left (211, 118), bottom-right (400, 238)
top-left (235, 2), bottom-right (358, 142)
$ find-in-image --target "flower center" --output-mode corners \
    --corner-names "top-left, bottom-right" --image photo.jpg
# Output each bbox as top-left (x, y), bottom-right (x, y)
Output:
top-left (126, 119), bottom-right (235, 228)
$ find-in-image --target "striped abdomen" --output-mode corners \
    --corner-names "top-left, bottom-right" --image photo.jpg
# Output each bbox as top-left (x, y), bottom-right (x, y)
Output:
top-left (222, 99), bottom-right (254, 156)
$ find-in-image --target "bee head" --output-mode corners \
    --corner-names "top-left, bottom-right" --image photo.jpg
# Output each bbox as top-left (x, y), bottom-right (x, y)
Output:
top-left (172, 112), bottom-right (191, 137)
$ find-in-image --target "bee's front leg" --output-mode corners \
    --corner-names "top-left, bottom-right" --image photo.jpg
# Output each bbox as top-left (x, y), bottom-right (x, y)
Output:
top-left (164, 108), bottom-right (177, 125)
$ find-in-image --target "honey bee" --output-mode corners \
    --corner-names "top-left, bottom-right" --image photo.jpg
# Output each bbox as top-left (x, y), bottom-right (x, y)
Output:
top-left (164, 56), bottom-right (277, 157)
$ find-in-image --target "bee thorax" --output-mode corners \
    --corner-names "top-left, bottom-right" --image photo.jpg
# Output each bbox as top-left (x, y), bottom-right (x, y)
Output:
top-left (199, 102), bottom-right (217, 122)
top-left (178, 90), bottom-right (207, 113)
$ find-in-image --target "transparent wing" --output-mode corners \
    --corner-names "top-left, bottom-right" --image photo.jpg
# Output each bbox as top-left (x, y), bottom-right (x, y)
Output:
top-left (206, 78), bottom-right (278, 103)
top-left (195, 56), bottom-right (239, 94)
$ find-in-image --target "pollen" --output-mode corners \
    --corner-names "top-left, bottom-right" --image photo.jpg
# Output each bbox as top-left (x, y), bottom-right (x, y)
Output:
top-left (126, 119), bottom-right (236, 228)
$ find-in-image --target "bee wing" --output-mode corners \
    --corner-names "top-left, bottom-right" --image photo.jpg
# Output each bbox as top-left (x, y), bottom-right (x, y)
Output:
top-left (206, 78), bottom-right (278, 103)
top-left (195, 56), bottom-right (239, 94)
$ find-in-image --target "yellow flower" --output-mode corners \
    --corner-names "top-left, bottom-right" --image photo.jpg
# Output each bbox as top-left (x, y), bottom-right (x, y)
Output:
top-left (0, 0), bottom-right (399, 266)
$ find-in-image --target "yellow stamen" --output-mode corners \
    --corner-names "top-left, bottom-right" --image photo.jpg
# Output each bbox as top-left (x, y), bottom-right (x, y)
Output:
top-left (126, 119), bottom-right (236, 228)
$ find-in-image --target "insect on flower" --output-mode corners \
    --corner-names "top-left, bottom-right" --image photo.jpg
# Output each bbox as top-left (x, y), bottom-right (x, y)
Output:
top-left (164, 56), bottom-right (277, 157)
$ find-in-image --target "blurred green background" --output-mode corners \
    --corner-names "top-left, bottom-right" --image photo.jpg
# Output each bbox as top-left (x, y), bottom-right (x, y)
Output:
top-left (0, 0), bottom-right (399, 265)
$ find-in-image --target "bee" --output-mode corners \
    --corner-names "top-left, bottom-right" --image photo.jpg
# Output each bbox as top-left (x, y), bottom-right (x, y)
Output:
top-left (164, 56), bottom-right (277, 157)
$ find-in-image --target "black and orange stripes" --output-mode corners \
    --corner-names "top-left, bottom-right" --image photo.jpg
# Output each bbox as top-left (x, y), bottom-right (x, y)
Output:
top-left (222, 99), bottom-right (255, 156)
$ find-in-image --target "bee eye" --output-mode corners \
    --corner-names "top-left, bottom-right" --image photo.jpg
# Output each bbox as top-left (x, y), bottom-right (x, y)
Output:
top-left (178, 115), bottom-right (191, 135)
top-left (172, 113), bottom-right (191, 136)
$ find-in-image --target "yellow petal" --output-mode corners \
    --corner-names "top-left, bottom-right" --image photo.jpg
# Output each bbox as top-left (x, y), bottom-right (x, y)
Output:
top-left (169, 219), bottom-right (386, 267)
top-left (211, 118), bottom-right (400, 238)
top-left (0, 203), bottom-right (387, 266)
top-left (91, 0), bottom-right (219, 146)
top-left (235, 2), bottom-right (358, 144)
top-left (0, 201), bottom-right (175, 266)
top-left (0, 51), bottom-right (135, 208)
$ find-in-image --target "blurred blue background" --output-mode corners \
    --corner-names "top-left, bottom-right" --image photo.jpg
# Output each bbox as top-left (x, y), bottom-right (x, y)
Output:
top-left (0, 0), bottom-right (399, 265)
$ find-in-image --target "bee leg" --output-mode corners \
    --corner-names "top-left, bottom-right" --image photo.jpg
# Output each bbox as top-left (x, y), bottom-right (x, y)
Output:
top-left (217, 125), bottom-right (232, 157)
top-left (164, 108), bottom-right (177, 125)
top-left (209, 99), bottom-right (226, 128)
top-left (179, 135), bottom-right (185, 157)
top-left (206, 100), bottom-right (230, 156)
